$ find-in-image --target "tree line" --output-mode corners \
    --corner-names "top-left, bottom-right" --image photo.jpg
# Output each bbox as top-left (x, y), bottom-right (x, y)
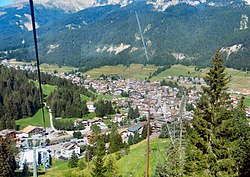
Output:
top-left (46, 88), bottom-right (89, 118)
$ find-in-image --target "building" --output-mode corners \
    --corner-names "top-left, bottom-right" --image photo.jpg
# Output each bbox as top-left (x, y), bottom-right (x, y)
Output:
top-left (21, 125), bottom-right (44, 137)
top-left (0, 129), bottom-right (17, 139)
top-left (127, 124), bottom-right (143, 136)
top-left (60, 142), bottom-right (80, 159)
top-left (86, 102), bottom-right (95, 112)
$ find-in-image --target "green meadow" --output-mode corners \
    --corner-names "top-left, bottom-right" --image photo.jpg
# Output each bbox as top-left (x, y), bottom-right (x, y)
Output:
top-left (16, 107), bottom-right (50, 130)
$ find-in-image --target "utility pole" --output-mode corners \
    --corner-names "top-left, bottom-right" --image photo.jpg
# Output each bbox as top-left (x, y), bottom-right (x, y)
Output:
top-left (33, 146), bottom-right (37, 177)
top-left (145, 109), bottom-right (150, 177)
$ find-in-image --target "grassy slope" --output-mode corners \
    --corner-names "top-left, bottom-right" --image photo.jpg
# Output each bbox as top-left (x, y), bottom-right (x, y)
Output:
top-left (41, 138), bottom-right (168, 177)
top-left (15, 107), bottom-right (50, 130)
top-left (32, 80), bottom-right (56, 97)
top-left (117, 138), bottom-right (168, 177)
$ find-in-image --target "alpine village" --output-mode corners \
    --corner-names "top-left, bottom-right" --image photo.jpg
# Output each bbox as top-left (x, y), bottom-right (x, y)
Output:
top-left (0, 0), bottom-right (250, 177)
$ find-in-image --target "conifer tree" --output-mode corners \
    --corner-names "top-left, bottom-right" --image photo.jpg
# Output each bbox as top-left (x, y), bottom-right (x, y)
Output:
top-left (68, 151), bottom-right (79, 168)
top-left (91, 136), bottom-right (106, 177)
top-left (105, 155), bottom-right (119, 177)
top-left (109, 124), bottom-right (123, 153)
top-left (184, 52), bottom-right (250, 176)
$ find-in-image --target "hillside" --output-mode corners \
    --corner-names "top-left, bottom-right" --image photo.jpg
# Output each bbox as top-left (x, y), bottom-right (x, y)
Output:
top-left (0, 1), bottom-right (250, 70)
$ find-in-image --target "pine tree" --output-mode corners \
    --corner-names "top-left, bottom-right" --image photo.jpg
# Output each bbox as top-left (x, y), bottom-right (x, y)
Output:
top-left (128, 134), bottom-right (134, 145)
top-left (105, 155), bottom-right (119, 177)
top-left (109, 124), bottom-right (123, 154)
top-left (68, 151), bottom-right (79, 168)
top-left (91, 136), bottom-right (106, 177)
top-left (184, 52), bottom-right (250, 176)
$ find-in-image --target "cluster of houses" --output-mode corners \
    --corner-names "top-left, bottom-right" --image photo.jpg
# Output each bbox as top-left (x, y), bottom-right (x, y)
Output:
top-left (84, 79), bottom-right (196, 118)
top-left (165, 75), bottom-right (206, 85)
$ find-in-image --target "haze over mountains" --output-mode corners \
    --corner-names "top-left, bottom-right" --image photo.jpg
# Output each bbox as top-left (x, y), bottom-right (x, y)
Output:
top-left (0, 0), bottom-right (250, 70)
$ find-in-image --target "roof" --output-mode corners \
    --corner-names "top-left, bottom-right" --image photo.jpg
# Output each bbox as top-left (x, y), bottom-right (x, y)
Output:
top-left (62, 142), bottom-right (79, 150)
top-left (22, 125), bottom-right (41, 134)
top-left (0, 129), bottom-right (16, 135)
top-left (127, 124), bottom-right (142, 133)
top-left (86, 102), bottom-right (95, 105)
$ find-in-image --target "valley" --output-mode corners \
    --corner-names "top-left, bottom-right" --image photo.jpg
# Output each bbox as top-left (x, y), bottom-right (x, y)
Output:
top-left (1, 1), bottom-right (250, 177)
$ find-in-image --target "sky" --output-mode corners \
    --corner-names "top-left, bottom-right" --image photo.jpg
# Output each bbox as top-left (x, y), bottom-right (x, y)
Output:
top-left (0, 0), bottom-right (14, 7)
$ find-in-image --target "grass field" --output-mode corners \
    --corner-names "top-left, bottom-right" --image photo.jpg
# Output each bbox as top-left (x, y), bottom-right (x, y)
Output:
top-left (15, 107), bottom-right (50, 130)
top-left (40, 63), bottom-right (78, 74)
top-left (84, 64), bottom-right (160, 80)
top-left (32, 80), bottom-right (56, 97)
top-left (40, 159), bottom-right (69, 177)
top-left (83, 112), bottom-right (97, 120)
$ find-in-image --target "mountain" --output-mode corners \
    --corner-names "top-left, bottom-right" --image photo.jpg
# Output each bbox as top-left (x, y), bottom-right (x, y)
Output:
top-left (0, 0), bottom-right (250, 70)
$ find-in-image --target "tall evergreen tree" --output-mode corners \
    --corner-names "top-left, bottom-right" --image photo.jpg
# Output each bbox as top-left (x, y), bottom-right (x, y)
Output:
top-left (105, 155), bottom-right (119, 177)
top-left (91, 136), bottom-right (106, 177)
top-left (68, 151), bottom-right (79, 168)
top-left (184, 52), bottom-right (250, 176)
top-left (109, 124), bottom-right (123, 154)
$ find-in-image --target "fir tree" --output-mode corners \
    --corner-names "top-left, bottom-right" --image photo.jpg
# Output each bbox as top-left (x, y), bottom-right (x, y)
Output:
top-left (105, 155), bottom-right (119, 177)
top-left (91, 136), bottom-right (106, 177)
top-left (109, 124), bottom-right (123, 154)
top-left (184, 52), bottom-right (250, 176)
top-left (68, 151), bottom-right (79, 168)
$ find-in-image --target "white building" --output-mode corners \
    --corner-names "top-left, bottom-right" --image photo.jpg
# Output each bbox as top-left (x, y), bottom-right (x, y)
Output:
top-left (60, 142), bottom-right (80, 159)
top-left (86, 102), bottom-right (95, 112)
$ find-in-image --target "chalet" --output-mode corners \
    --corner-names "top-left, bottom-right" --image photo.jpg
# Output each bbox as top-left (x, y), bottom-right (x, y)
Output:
top-left (21, 125), bottom-right (43, 137)
top-left (0, 129), bottom-right (18, 142)
top-left (60, 142), bottom-right (80, 159)
top-left (86, 101), bottom-right (95, 112)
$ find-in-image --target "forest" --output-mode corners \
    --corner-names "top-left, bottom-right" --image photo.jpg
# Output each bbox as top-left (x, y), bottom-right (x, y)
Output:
top-left (0, 65), bottom-right (40, 130)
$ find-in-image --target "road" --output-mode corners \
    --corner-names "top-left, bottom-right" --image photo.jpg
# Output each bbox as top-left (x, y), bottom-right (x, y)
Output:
top-left (44, 102), bottom-right (57, 132)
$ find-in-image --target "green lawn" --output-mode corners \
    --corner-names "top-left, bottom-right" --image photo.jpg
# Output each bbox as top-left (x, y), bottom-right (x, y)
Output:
top-left (40, 159), bottom-right (69, 177)
top-left (16, 107), bottom-right (51, 130)
top-left (83, 112), bottom-right (96, 120)
top-left (40, 63), bottom-right (78, 74)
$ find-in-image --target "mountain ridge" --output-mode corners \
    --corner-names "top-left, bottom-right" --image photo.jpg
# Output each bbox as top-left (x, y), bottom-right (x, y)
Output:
top-left (0, 0), bottom-right (250, 70)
